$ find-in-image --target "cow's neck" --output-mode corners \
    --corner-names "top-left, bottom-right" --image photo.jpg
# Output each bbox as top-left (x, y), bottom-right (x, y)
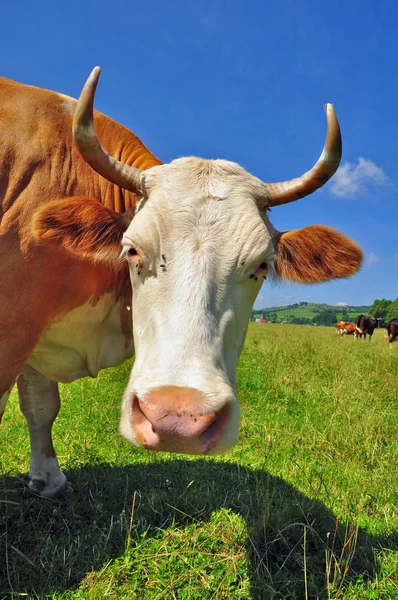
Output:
top-left (86, 112), bottom-right (162, 215)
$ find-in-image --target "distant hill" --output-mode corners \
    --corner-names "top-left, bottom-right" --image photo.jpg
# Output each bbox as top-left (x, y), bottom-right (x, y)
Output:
top-left (251, 302), bottom-right (370, 326)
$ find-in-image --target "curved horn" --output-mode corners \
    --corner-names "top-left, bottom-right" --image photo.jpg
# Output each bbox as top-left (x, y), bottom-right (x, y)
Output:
top-left (264, 104), bottom-right (342, 207)
top-left (73, 67), bottom-right (143, 194)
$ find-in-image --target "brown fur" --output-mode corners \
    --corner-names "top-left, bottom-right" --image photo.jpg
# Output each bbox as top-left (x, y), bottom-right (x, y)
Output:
top-left (355, 315), bottom-right (378, 340)
top-left (0, 76), bottom-right (159, 396)
top-left (275, 225), bottom-right (363, 283)
top-left (33, 197), bottom-right (132, 264)
top-left (386, 319), bottom-right (398, 344)
top-left (336, 321), bottom-right (356, 335)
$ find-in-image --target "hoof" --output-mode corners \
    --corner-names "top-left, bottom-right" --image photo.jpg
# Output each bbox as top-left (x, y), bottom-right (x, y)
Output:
top-left (27, 471), bottom-right (69, 500)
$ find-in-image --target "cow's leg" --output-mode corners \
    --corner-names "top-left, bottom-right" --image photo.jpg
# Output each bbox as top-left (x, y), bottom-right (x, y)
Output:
top-left (0, 386), bottom-right (13, 423)
top-left (389, 332), bottom-right (398, 348)
top-left (17, 366), bottom-right (67, 498)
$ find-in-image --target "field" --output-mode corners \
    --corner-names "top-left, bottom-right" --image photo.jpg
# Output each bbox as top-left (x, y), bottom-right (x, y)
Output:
top-left (251, 303), bottom-right (369, 323)
top-left (1, 324), bottom-right (397, 599)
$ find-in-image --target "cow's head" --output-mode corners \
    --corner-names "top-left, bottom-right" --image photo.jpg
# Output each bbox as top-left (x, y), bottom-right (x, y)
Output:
top-left (34, 68), bottom-right (362, 455)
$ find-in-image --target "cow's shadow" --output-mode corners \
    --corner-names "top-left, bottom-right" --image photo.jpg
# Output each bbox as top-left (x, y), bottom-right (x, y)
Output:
top-left (0, 459), bottom-right (396, 599)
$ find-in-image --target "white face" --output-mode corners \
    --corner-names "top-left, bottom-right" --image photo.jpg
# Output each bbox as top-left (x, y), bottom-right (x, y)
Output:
top-left (119, 157), bottom-right (276, 455)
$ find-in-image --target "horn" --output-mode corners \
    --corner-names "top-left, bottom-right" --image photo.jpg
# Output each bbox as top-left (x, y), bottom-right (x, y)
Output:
top-left (264, 104), bottom-right (342, 207)
top-left (73, 67), bottom-right (143, 194)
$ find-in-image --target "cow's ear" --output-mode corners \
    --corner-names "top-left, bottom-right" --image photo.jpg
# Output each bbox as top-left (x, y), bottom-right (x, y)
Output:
top-left (274, 225), bottom-right (363, 283)
top-left (32, 197), bottom-right (131, 263)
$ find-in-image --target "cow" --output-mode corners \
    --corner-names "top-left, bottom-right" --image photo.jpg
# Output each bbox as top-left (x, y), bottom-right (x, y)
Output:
top-left (355, 315), bottom-right (378, 340)
top-left (386, 319), bottom-right (398, 347)
top-left (336, 321), bottom-right (356, 337)
top-left (0, 67), bottom-right (363, 498)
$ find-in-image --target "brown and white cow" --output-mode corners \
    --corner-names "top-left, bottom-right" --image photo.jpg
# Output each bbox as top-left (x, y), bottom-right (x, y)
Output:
top-left (0, 67), bottom-right (362, 497)
top-left (336, 321), bottom-right (357, 337)
top-left (355, 315), bottom-right (378, 341)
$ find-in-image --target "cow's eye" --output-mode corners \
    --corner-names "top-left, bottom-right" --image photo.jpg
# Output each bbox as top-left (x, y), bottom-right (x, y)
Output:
top-left (255, 262), bottom-right (269, 275)
top-left (125, 245), bottom-right (143, 267)
top-left (253, 258), bottom-right (275, 280)
top-left (255, 255), bottom-right (276, 274)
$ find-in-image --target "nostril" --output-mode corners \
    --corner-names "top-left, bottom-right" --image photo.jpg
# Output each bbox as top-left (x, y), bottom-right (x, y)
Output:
top-left (199, 404), bottom-right (231, 452)
top-left (151, 425), bottom-right (157, 434)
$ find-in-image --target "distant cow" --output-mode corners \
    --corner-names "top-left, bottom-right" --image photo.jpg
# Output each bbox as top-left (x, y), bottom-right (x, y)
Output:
top-left (336, 321), bottom-right (356, 337)
top-left (355, 315), bottom-right (378, 341)
top-left (386, 319), bottom-right (398, 347)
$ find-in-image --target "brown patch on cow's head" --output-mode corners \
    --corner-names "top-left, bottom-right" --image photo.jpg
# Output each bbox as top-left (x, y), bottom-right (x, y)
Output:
top-left (274, 225), bottom-right (363, 283)
top-left (33, 197), bottom-right (132, 264)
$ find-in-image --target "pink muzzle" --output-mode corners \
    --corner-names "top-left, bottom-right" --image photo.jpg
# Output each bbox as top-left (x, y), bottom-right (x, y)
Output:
top-left (130, 386), bottom-right (231, 454)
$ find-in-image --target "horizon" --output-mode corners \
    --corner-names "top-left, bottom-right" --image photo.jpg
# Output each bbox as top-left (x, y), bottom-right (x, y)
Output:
top-left (253, 300), bottom-right (372, 310)
top-left (1, 1), bottom-right (397, 309)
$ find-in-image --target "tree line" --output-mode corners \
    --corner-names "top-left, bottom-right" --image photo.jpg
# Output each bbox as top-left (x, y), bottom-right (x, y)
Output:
top-left (253, 309), bottom-right (339, 326)
top-left (252, 299), bottom-right (398, 327)
top-left (368, 299), bottom-right (398, 326)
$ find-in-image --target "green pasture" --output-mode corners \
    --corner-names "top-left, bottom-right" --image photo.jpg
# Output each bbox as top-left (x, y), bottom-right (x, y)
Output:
top-left (255, 305), bottom-right (318, 319)
top-left (251, 304), bottom-right (366, 323)
top-left (1, 324), bottom-right (397, 599)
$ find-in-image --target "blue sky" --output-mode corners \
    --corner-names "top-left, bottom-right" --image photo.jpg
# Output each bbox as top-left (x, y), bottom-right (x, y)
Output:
top-left (1, 1), bottom-right (396, 308)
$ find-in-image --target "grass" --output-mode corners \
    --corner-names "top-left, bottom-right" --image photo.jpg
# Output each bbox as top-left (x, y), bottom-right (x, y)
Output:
top-left (0, 324), bottom-right (397, 599)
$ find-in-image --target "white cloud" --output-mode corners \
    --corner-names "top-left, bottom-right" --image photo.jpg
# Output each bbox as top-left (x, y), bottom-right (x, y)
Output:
top-left (366, 252), bottom-right (380, 266)
top-left (254, 293), bottom-right (297, 309)
top-left (336, 302), bottom-right (348, 307)
top-left (280, 295), bottom-right (294, 301)
top-left (330, 157), bottom-right (390, 199)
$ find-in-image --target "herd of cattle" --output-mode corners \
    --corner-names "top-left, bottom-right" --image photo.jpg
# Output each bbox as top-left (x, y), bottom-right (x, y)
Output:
top-left (336, 315), bottom-right (398, 346)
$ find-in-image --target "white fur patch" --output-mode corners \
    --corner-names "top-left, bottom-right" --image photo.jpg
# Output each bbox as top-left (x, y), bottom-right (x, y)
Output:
top-left (117, 157), bottom-right (274, 452)
top-left (28, 294), bottom-right (134, 382)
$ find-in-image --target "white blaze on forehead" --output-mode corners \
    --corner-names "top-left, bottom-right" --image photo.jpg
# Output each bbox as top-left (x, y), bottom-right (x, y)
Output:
top-left (126, 157), bottom-right (275, 264)
top-left (123, 157), bottom-right (275, 394)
